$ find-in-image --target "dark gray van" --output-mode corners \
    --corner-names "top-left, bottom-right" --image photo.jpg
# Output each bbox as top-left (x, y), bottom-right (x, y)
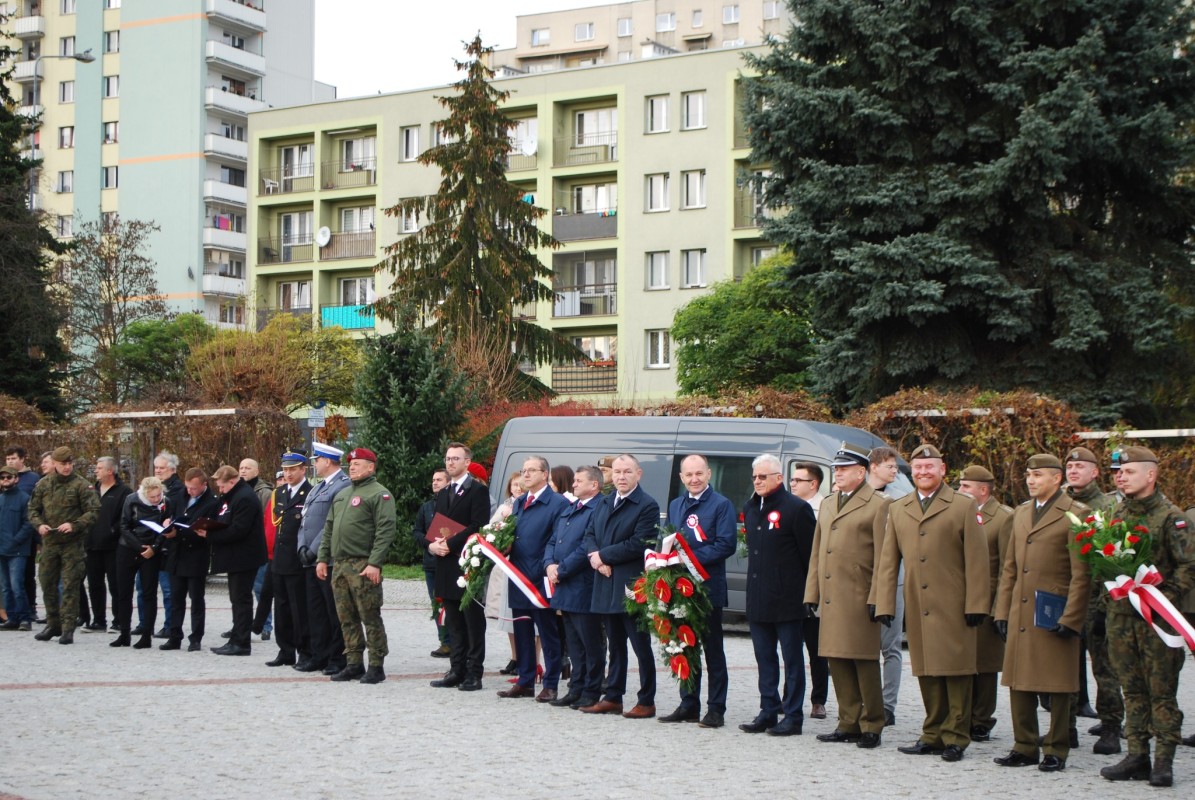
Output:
top-left (489, 416), bottom-right (912, 614)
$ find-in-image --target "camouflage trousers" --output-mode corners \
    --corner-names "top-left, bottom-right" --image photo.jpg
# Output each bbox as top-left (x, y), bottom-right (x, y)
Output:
top-left (1107, 609), bottom-right (1185, 757)
top-left (331, 558), bottom-right (388, 668)
top-left (39, 538), bottom-right (85, 634)
top-left (1087, 607), bottom-right (1124, 727)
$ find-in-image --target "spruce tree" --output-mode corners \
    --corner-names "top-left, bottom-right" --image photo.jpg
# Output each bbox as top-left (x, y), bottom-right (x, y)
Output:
top-left (746, 0), bottom-right (1195, 422)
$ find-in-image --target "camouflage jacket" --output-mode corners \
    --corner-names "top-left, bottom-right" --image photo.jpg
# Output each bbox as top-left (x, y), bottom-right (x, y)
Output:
top-left (28, 472), bottom-right (100, 547)
top-left (1106, 492), bottom-right (1195, 614)
top-left (1067, 481), bottom-right (1117, 516)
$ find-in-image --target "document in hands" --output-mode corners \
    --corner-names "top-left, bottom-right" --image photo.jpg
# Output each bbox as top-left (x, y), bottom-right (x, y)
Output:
top-left (426, 513), bottom-right (465, 542)
top-left (138, 519), bottom-right (172, 535)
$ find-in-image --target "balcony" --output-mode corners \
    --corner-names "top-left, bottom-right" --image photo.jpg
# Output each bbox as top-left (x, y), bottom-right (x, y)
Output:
top-left (16, 103), bottom-right (43, 118)
top-left (257, 306), bottom-right (313, 332)
top-left (205, 0), bottom-right (267, 33)
top-left (203, 179), bottom-right (247, 206)
top-left (19, 148), bottom-right (42, 162)
top-left (259, 235), bottom-right (313, 264)
top-left (202, 225), bottom-right (246, 251)
top-left (505, 152), bottom-right (537, 172)
top-left (320, 304), bottom-right (375, 331)
top-left (204, 133), bottom-right (248, 161)
top-left (13, 15), bottom-right (45, 39)
top-left (319, 230), bottom-right (375, 261)
top-left (553, 132), bottom-right (618, 167)
top-left (205, 40), bottom-right (266, 78)
top-left (202, 272), bottom-right (246, 297)
top-left (319, 159), bottom-right (377, 190)
top-left (552, 209), bottom-right (617, 242)
top-left (13, 60), bottom-right (41, 83)
top-left (204, 86), bottom-right (267, 117)
top-left (552, 283), bottom-right (617, 318)
top-left (733, 188), bottom-right (780, 229)
top-left (259, 165), bottom-right (314, 195)
top-left (552, 363), bottom-right (617, 394)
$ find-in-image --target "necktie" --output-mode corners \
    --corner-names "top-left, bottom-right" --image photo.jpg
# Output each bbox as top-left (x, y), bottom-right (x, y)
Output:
top-left (524, 493), bottom-right (534, 510)
top-left (613, 496), bottom-right (623, 511)
top-left (920, 495), bottom-right (931, 512)
top-left (575, 500), bottom-right (584, 510)
top-left (838, 492), bottom-right (850, 512)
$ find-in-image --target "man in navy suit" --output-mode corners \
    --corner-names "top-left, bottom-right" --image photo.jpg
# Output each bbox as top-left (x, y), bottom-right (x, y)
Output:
top-left (580, 454), bottom-right (660, 719)
top-left (545, 465), bottom-right (604, 708)
top-left (658, 454), bottom-right (738, 729)
top-left (428, 442), bottom-right (492, 692)
top-left (265, 450), bottom-right (312, 667)
top-left (497, 456), bottom-right (571, 702)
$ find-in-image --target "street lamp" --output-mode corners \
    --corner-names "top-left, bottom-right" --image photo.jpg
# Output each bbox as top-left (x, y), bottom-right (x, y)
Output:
top-left (27, 48), bottom-right (96, 207)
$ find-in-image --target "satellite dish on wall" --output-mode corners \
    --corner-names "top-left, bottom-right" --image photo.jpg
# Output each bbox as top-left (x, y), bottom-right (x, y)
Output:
top-left (521, 138), bottom-right (538, 157)
top-left (315, 226), bottom-right (332, 247)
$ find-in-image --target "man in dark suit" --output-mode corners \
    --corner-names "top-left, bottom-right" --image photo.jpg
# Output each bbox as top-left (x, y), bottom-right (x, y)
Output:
top-left (202, 464), bottom-right (267, 655)
top-left (428, 442), bottom-right (492, 691)
top-left (580, 453), bottom-right (660, 719)
top-left (739, 453), bottom-right (817, 737)
top-left (265, 450), bottom-right (312, 667)
top-left (160, 468), bottom-right (217, 651)
top-left (659, 454), bottom-right (738, 729)
top-left (411, 469), bottom-right (451, 657)
top-left (498, 456), bottom-right (571, 702)
top-left (545, 465), bottom-right (603, 709)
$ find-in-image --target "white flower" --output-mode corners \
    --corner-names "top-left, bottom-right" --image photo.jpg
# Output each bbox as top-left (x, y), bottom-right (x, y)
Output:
top-left (457, 557), bottom-right (466, 568)
top-left (471, 557), bottom-right (481, 567)
top-left (496, 505), bottom-right (512, 520)
top-left (472, 544), bottom-right (483, 555)
top-left (670, 605), bottom-right (687, 618)
top-left (1065, 510), bottom-right (1083, 526)
top-left (485, 533), bottom-right (496, 542)
top-left (456, 576), bottom-right (467, 588)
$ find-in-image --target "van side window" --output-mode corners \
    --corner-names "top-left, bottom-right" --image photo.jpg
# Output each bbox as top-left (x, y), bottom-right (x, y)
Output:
top-left (668, 455), bottom-right (755, 511)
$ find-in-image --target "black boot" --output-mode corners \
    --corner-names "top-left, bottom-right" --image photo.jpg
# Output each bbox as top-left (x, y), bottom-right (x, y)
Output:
top-left (132, 634), bottom-right (153, 649)
top-left (159, 639), bottom-right (182, 651)
top-left (33, 626), bottom-right (61, 641)
top-left (1100, 753), bottom-right (1151, 781)
top-left (110, 630), bottom-right (131, 647)
top-left (1094, 725), bottom-right (1122, 755)
top-left (1150, 754), bottom-right (1173, 788)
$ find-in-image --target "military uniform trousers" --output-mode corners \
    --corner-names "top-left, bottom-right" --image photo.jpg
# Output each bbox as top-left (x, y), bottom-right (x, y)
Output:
top-left (972, 672), bottom-right (999, 730)
top-left (827, 657), bottom-right (884, 734)
top-left (1108, 611), bottom-right (1185, 757)
top-left (917, 675), bottom-right (973, 749)
top-left (1087, 598), bottom-right (1124, 727)
top-left (331, 557), bottom-right (388, 668)
top-left (1011, 690), bottom-right (1071, 758)
top-left (41, 539), bottom-right (86, 633)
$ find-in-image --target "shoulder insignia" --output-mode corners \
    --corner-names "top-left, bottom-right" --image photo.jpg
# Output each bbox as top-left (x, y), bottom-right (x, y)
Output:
top-left (1176, 518), bottom-right (1188, 530)
top-left (381, 494), bottom-right (391, 501)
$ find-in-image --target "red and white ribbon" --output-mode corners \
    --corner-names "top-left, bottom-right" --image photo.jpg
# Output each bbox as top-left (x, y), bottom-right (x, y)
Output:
top-left (685, 513), bottom-right (707, 542)
top-left (1106, 564), bottom-right (1195, 655)
top-left (543, 577), bottom-right (555, 599)
top-left (644, 547), bottom-right (681, 571)
top-left (466, 534), bottom-right (550, 610)
top-left (767, 510), bottom-right (780, 530)
top-left (674, 531), bottom-right (710, 583)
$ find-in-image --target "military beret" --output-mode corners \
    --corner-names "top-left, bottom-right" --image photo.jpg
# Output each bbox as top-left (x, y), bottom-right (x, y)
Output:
top-left (598, 455), bottom-right (616, 468)
top-left (1065, 446), bottom-right (1099, 465)
top-left (347, 447), bottom-right (377, 463)
top-left (909, 444), bottom-right (942, 461)
top-left (1121, 446), bottom-right (1158, 465)
top-left (832, 441), bottom-right (870, 468)
top-left (960, 465), bottom-right (995, 482)
top-left (280, 449), bottom-right (308, 467)
top-left (1026, 453), bottom-right (1064, 471)
top-left (51, 446), bottom-right (73, 463)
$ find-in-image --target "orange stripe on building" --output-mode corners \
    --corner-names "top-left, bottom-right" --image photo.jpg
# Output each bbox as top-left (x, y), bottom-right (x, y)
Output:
top-left (119, 152), bottom-right (204, 166)
top-left (121, 13), bottom-right (206, 30)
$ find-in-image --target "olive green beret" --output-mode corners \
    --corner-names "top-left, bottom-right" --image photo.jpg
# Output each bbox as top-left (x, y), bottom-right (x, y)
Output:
top-left (1026, 453), bottom-right (1063, 471)
top-left (909, 444), bottom-right (942, 461)
top-left (960, 465), bottom-right (995, 482)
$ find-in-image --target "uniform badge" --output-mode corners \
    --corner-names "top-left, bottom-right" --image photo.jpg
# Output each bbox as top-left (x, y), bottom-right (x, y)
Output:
top-left (1177, 519), bottom-right (1188, 529)
top-left (351, 496), bottom-right (362, 507)
top-left (382, 493), bottom-right (391, 501)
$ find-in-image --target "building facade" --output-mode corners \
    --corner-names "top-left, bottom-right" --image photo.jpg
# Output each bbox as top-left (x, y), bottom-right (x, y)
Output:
top-left (3, 0), bottom-right (334, 328)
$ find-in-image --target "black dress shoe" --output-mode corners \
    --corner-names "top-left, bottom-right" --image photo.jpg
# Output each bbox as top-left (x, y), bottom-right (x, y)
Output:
top-left (159, 639), bottom-right (182, 651)
top-left (430, 673), bottom-right (464, 688)
top-left (187, 641), bottom-right (202, 652)
top-left (110, 633), bottom-right (131, 647)
top-left (210, 643), bottom-right (251, 656)
top-left (498, 659), bottom-right (518, 675)
top-left (294, 660), bottom-right (328, 673)
top-left (659, 705), bottom-right (700, 723)
top-left (330, 664), bottom-right (366, 682)
top-left (84, 621), bottom-right (107, 632)
top-left (571, 695), bottom-right (598, 710)
top-left (130, 625), bottom-right (146, 637)
top-left (941, 745), bottom-right (965, 762)
top-left (994, 750), bottom-right (1040, 767)
top-left (817, 730), bottom-right (862, 743)
top-left (132, 634), bottom-right (153, 649)
top-left (153, 627), bottom-right (170, 639)
top-left (1077, 703), bottom-right (1098, 719)
top-left (359, 666), bottom-right (386, 684)
top-left (767, 717), bottom-right (802, 737)
top-left (458, 677), bottom-right (483, 692)
top-left (550, 692), bottom-right (582, 707)
top-left (261, 631), bottom-right (271, 641)
top-left (739, 714), bottom-right (778, 733)
top-left (0, 619), bottom-right (19, 631)
top-left (1039, 755), bottom-right (1066, 772)
top-left (970, 725), bottom-right (991, 742)
top-left (884, 709), bottom-right (896, 727)
top-left (265, 654), bottom-right (296, 667)
top-left (698, 711), bottom-right (725, 729)
top-left (898, 741), bottom-right (944, 755)
top-left (857, 732), bottom-right (882, 749)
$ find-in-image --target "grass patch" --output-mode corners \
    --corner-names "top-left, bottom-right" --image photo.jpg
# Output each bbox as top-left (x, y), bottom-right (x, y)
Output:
top-left (383, 563), bottom-right (425, 581)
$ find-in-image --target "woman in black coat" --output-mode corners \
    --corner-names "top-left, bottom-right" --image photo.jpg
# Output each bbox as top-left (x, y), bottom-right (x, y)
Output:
top-left (113, 477), bottom-right (170, 649)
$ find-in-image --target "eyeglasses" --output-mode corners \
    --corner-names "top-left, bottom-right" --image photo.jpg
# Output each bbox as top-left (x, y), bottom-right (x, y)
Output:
top-left (789, 477), bottom-right (814, 484)
top-left (752, 472), bottom-right (780, 481)
top-left (521, 468), bottom-right (543, 474)
top-left (0, 475), bottom-right (16, 481)
top-left (444, 456), bottom-right (464, 463)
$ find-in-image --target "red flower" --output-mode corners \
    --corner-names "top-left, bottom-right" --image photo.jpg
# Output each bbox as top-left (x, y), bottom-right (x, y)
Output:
top-left (1102, 542), bottom-right (1116, 556)
top-left (632, 576), bottom-right (648, 604)
top-left (1128, 534), bottom-right (1140, 545)
top-left (669, 654), bottom-right (690, 681)
top-left (1111, 519), bottom-right (1123, 526)
top-left (1086, 530), bottom-right (1095, 539)
top-left (1134, 525), bottom-right (1149, 534)
top-left (1074, 533), bottom-right (1084, 542)
top-left (1081, 543), bottom-right (1092, 555)
top-left (677, 625), bottom-right (697, 647)
top-left (1085, 515), bottom-right (1096, 524)
top-left (675, 577), bottom-right (695, 597)
top-left (653, 616), bottom-right (672, 638)
top-left (653, 578), bottom-right (671, 604)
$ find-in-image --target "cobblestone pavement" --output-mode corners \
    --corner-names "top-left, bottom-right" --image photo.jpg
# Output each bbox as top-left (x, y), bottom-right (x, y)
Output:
top-left (0, 579), bottom-right (1192, 799)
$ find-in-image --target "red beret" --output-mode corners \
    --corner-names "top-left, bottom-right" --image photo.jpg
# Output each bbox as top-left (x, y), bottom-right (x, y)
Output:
top-left (347, 447), bottom-right (377, 463)
top-left (467, 462), bottom-right (488, 482)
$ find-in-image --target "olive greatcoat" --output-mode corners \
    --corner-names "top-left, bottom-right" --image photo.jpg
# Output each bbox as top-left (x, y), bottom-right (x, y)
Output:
top-left (975, 497), bottom-right (1015, 673)
top-left (803, 482), bottom-right (890, 660)
top-left (994, 492), bottom-right (1091, 693)
top-left (874, 483), bottom-right (990, 677)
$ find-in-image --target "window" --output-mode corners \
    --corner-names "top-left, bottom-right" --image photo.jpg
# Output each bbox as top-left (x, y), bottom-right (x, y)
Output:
top-left (618, 51), bottom-right (631, 62)
top-left (340, 205), bottom-right (375, 233)
top-left (401, 209), bottom-right (419, 233)
top-left (220, 166), bottom-right (246, 187)
top-left (59, 36), bottom-right (75, 57)
top-left (682, 248), bottom-right (707, 287)
top-left (432, 123), bottom-right (457, 147)
top-left (106, 0), bottom-right (122, 8)
top-left (101, 166), bottom-right (118, 189)
top-left (723, 5), bottom-right (740, 24)
top-left (571, 335), bottom-right (617, 362)
top-left (223, 31), bottom-right (247, 50)
top-left (218, 304), bottom-right (244, 325)
top-left (277, 281), bottom-right (311, 311)
top-left (575, 22), bottom-right (594, 41)
top-left (646, 251), bottom-right (669, 289)
top-left (400, 126), bottom-right (420, 161)
top-left (646, 95), bottom-right (669, 133)
top-left (763, 1), bottom-right (780, 20)
top-left (681, 170), bottom-right (706, 209)
top-left (103, 121), bottom-right (118, 144)
top-left (57, 215), bottom-right (73, 238)
top-left (692, 10), bottom-right (704, 27)
top-left (341, 136), bottom-right (377, 170)
top-left (570, 181), bottom-right (617, 214)
top-left (752, 245), bottom-right (778, 266)
top-left (103, 76), bottom-right (119, 98)
top-left (58, 126), bottom-right (74, 149)
top-left (56, 170), bottom-right (73, 193)
top-left (221, 120), bottom-right (246, 141)
top-left (656, 12), bottom-right (676, 32)
top-left (682, 91), bottom-right (706, 129)
top-left (59, 81), bottom-right (74, 104)
top-left (618, 17), bottom-right (632, 37)
top-left (531, 28), bottom-right (550, 46)
top-left (340, 277), bottom-right (375, 305)
top-left (647, 330), bottom-right (671, 368)
top-left (722, 38), bottom-right (745, 47)
top-left (61, 0), bottom-right (76, 15)
top-left (208, 209), bottom-right (245, 232)
top-left (574, 108), bottom-right (617, 146)
top-left (104, 31), bottom-right (119, 53)
top-left (646, 173), bottom-right (669, 211)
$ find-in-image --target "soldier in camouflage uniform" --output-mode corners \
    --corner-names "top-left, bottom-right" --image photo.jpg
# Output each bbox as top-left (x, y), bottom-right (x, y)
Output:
top-left (1099, 447), bottom-right (1195, 788)
top-left (27, 447), bottom-right (100, 645)
top-left (316, 447), bottom-right (396, 685)
top-left (1064, 446), bottom-right (1122, 754)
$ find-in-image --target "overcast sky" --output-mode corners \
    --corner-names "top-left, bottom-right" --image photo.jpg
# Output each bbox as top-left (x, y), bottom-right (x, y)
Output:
top-left (313, 0), bottom-right (597, 98)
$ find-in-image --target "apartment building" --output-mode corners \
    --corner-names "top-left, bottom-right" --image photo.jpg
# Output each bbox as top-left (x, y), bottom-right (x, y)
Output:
top-left (3, 0), bottom-right (333, 328)
top-left (248, 39), bottom-right (777, 403)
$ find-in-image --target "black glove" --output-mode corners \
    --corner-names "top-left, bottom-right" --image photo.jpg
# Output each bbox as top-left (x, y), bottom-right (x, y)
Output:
top-left (298, 545), bottom-right (316, 568)
top-left (867, 604), bottom-right (877, 623)
top-left (993, 619), bottom-right (1007, 641)
top-left (964, 613), bottom-right (986, 627)
top-left (1050, 623), bottom-right (1079, 639)
top-left (1090, 612), bottom-right (1106, 639)
top-left (804, 603), bottom-right (819, 617)
top-left (876, 614), bottom-right (894, 628)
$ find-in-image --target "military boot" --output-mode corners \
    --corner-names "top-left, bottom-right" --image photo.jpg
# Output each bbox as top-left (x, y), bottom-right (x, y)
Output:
top-left (1149, 754), bottom-right (1173, 787)
top-left (1100, 753), bottom-right (1151, 781)
top-left (1094, 725), bottom-right (1122, 755)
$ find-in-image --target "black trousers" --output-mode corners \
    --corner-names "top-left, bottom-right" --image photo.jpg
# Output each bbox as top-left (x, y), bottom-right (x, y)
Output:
top-left (805, 615), bottom-right (830, 706)
top-left (84, 549), bottom-right (117, 626)
top-left (444, 598), bottom-right (486, 680)
top-left (252, 561), bottom-right (275, 634)
top-left (304, 566), bottom-right (345, 669)
top-left (226, 569), bottom-right (255, 649)
top-left (271, 569), bottom-right (310, 661)
top-left (168, 573), bottom-right (206, 643)
top-left (115, 546), bottom-right (159, 634)
top-left (24, 537), bottom-right (38, 616)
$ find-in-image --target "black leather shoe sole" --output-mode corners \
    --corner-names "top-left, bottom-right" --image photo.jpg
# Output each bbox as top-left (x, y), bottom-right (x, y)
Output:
top-left (817, 731), bottom-right (862, 743)
top-left (994, 751), bottom-right (1040, 767)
